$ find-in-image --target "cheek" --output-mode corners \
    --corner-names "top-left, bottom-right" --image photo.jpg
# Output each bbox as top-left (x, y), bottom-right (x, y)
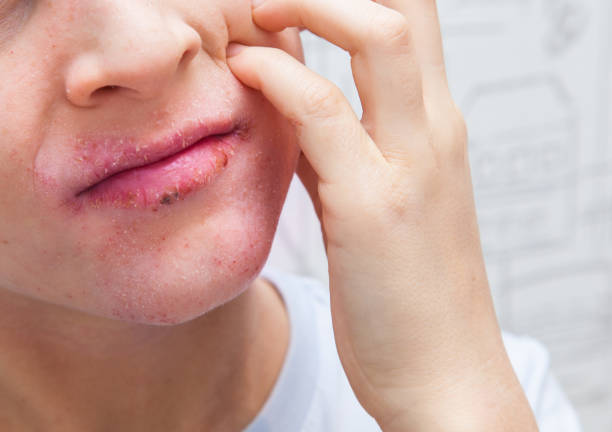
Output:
top-left (0, 25), bottom-right (70, 254)
top-left (0, 63), bottom-right (64, 297)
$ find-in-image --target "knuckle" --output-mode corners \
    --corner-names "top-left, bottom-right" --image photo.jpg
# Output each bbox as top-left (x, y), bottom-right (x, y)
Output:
top-left (430, 103), bottom-right (469, 166)
top-left (368, 9), bottom-right (411, 48)
top-left (300, 79), bottom-right (345, 119)
top-left (382, 179), bottom-right (427, 224)
top-left (357, 167), bottom-right (445, 229)
top-left (365, 172), bottom-right (425, 225)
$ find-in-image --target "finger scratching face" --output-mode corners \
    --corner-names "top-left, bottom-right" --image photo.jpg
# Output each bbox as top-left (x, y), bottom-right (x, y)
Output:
top-left (0, 0), bottom-right (302, 324)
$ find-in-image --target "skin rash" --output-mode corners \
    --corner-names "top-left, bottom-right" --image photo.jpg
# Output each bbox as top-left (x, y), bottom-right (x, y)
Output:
top-left (0, 1), bottom-right (303, 430)
top-left (0, 0), bottom-right (303, 325)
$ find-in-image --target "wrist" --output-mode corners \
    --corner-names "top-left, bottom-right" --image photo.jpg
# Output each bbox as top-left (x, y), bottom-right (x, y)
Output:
top-left (375, 347), bottom-right (539, 432)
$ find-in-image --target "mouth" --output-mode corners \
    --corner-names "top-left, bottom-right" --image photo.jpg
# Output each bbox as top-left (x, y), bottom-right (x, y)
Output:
top-left (72, 118), bottom-right (243, 210)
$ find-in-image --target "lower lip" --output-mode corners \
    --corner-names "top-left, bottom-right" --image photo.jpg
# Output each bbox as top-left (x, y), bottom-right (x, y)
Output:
top-left (75, 133), bottom-right (237, 210)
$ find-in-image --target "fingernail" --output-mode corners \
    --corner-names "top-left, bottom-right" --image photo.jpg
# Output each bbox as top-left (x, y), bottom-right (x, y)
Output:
top-left (252, 0), bottom-right (267, 9)
top-left (227, 43), bottom-right (246, 58)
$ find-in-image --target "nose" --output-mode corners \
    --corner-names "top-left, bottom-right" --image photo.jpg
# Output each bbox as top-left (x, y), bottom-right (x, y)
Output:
top-left (64, 6), bottom-right (202, 107)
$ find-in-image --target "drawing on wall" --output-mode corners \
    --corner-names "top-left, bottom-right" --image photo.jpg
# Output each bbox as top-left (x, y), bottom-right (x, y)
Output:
top-left (540, 0), bottom-right (589, 56)
top-left (438, 0), bottom-right (531, 34)
top-left (463, 76), bottom-right (578, 254)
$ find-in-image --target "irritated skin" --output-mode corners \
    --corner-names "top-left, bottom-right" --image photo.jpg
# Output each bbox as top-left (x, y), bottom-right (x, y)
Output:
top-left (0, 0), bottom-right (301, 324)
top-left (0, 1), bottom-right (301, 430)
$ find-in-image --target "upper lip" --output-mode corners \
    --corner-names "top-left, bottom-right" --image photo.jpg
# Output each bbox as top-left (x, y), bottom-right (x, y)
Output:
top-left (74, 117), bottom-right (237, 196)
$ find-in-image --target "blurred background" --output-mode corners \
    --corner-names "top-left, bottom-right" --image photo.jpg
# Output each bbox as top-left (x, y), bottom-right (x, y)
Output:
top-left (265, 0), bottom-right (612, 430)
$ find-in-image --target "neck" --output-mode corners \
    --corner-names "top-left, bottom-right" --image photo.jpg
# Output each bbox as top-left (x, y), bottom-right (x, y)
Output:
top-left (0, 277), bottom-right (288, 431)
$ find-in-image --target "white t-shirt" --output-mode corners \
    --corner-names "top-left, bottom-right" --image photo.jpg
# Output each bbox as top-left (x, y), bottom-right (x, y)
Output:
top-left (244, 267), bottom-right (582, 432)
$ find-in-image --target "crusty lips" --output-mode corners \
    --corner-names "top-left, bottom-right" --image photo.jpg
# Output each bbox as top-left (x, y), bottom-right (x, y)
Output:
top-left (72, 118), bottom-right (238, 198)
top-left (76, 130), bottom-right (234, 197)
top-left (70, 134), bottom-right (239, 211)
top-left (72, 131), bottom-right (238, 210)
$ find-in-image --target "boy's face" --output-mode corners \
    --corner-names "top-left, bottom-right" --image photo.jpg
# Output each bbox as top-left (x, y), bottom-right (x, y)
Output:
top-left (0, 1), bottom-right (302, 324)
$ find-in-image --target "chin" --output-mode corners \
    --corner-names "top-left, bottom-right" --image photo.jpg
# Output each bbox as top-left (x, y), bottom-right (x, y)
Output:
top-left (93, 209), bottom-right (279, 325)
top-left (72, 130), bottom-right (298, 326)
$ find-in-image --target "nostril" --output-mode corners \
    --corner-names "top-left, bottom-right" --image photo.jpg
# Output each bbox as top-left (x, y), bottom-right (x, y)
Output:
top-left (178, 39), bottom-right (200, 69)
top-left (92, 85), bottom-right (120, 97)
top-left (179, 50), bottom-right (191, 65)
top-left (179, 49), bottom-right (197, 68)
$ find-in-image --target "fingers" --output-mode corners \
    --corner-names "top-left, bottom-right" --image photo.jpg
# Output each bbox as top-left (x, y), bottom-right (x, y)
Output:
top-left (253, 0), bottom-right (400, 54)
top-left (227, 45), bottom-right (383, 185)
top-left (378, 0), bottom-right (449, 94)
top-left (254, 0), bottom-right (446, 83)
top-left (252, 0), bottom-right (429, 151)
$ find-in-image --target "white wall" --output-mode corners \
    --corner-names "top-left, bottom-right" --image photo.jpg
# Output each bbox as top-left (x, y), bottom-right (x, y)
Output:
top-left (266, 1), bottom-right (612, 430)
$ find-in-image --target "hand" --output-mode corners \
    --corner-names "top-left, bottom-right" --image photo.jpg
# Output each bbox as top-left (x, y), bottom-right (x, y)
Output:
top-left (227, 0), bottom-right (538, 430)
